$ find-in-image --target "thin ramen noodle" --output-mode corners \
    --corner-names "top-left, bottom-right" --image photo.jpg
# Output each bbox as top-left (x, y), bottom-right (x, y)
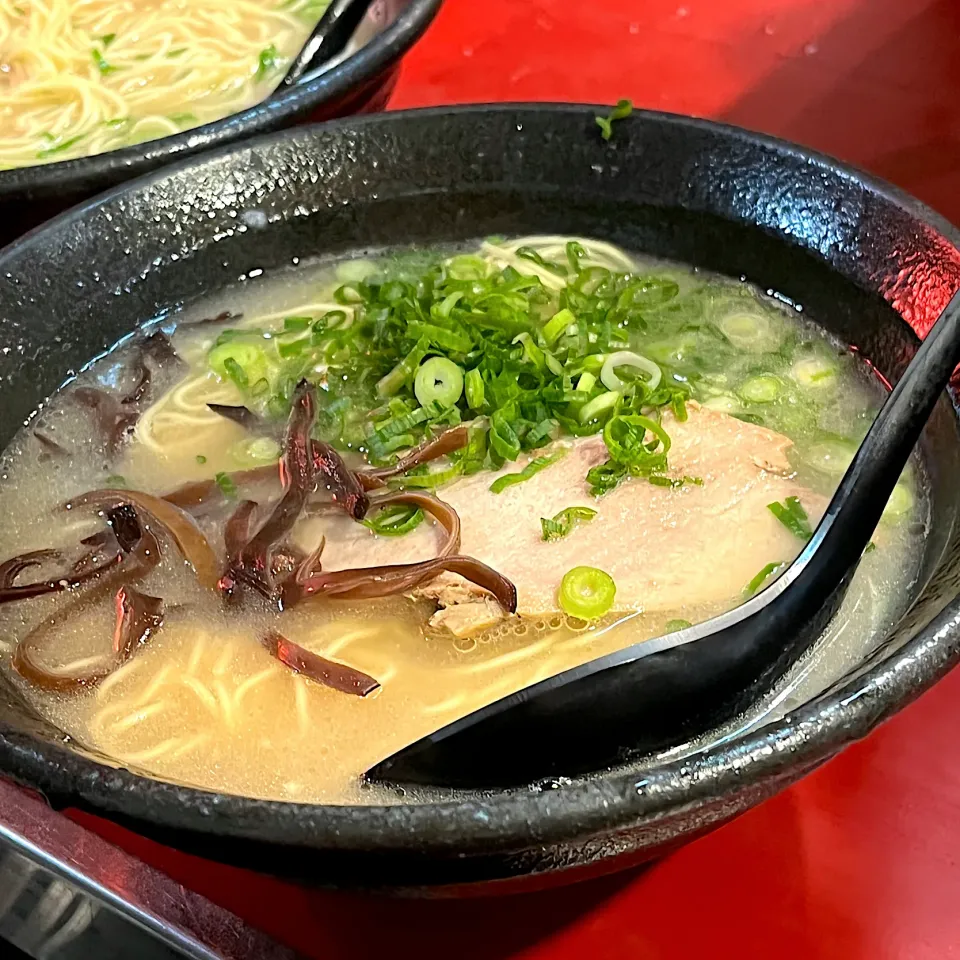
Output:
top-left (0, 0), bottom-right (328, 169)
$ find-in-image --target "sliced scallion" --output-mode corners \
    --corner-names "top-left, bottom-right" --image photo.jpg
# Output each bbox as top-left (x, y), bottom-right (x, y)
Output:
top-left (363, 503), bottom-right (425, 537)
top-left (739, 375), bottom-right (783, 403)
top-left (578, 390), bottom-right (620, 424)
top-left (717, 310), bottom-right (779, 352)
top-left (414, 357), bottom-right (464, 408)
top-left (543, 308), bottom-right (575, 345)
top-left (464, 368), bottom-right (485, 410)
top-left (744, 561), bottom-right (785, 596)
top-left (595, 99), bottom-right (633, 141)
top-left (209, 340), bottom-right (270, 389)
top-left (576, 371), bottom-right (597, 393)
top-left (768, 496), bottom-right (812, 540)
top-left (600, 351), bottom-right (662, 392)
top-left (541, 506), bottom-right (597, 541)
top-left (215, 472), bottom-right (238, 498)
top-left (490, 450), bottom-right (567, 493)
top-left (791, 356), bottom-right (838, 390)
top-left (232, 437), bottom-right (281, 465)
top-left (559, 566), bottom-right (617, 619)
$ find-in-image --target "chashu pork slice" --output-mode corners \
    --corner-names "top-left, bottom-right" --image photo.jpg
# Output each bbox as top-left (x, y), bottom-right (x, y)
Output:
top-left (295, 403), bottom-right (822, 634)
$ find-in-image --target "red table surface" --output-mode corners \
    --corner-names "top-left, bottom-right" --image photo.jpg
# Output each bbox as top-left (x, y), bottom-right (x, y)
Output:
top-left (69, 1), bottom-right (960, 958)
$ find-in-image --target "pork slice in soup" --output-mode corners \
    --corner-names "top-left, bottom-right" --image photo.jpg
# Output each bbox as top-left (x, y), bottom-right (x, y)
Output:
top-left (297, 403), bottom-right (822, 635)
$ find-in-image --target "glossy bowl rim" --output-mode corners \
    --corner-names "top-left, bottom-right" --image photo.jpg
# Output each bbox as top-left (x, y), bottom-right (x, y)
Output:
top-left (0, 0), bottom-right (444, 198)
top-left (1, 103), bottom-right (959, 858)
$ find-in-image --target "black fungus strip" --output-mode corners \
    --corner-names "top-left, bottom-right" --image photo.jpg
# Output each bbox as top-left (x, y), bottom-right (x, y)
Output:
top-left (264, 630), bottom-right (380, 697)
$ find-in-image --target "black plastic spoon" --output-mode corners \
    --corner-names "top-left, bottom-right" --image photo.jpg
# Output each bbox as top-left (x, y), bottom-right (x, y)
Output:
top-left (366, 288), bottom-right (960, 790)
top-left (281, 0), bottom-right (376, 86)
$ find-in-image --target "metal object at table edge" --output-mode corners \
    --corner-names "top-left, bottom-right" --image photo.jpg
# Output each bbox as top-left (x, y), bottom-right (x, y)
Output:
top-left (0, 776), bottom-right (298, 960)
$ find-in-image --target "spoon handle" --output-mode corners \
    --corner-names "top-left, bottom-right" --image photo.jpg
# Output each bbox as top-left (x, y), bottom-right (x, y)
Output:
top-left (282, 0), bottom-right (376, 86)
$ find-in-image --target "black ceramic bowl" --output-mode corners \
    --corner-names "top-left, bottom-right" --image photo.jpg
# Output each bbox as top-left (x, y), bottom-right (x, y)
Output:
top-left (0, 0), bottom-right (442, 248)
top-left (1, 105), bottom-right (959, 894)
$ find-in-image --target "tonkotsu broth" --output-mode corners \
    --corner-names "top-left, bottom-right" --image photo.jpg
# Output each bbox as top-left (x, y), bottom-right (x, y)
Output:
top-left (0, 238), bottom-right (926, 803)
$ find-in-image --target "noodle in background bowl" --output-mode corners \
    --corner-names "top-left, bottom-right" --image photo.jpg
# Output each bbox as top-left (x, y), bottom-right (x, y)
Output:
top-left (0, 0), bottom-right (443, 247)
top-left (1, 105), bottom-right (960, 893)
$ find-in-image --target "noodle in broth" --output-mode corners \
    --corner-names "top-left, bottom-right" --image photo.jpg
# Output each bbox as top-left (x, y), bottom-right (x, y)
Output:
top-left (0, 237), bottom-right (926, 803)
top-left (0, 0), bottom-right (327, 169)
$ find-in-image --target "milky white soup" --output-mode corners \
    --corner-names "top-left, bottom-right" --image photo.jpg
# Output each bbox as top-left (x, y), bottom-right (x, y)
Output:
top-left (0, 237), bottom-right (925, 803)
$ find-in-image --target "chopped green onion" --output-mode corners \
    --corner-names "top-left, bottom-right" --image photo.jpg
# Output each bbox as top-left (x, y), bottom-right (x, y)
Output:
top-left (208, 340), bottom-right (270, 389)
top-left (408, 320), bottom-right (473, 353)
top-left (559, 566), bottom-right (617, 619)
top-left (215, 472), bottom-right (238, 498)
top-left (543, 308), bottom-right (575, 345)
top-left (648, 474), bottom-right (702, 488)
top-left (541, 506), bottom-right (597, 541)
top-left (600, 351), bottom-right (662, 392)
top-left (516, 247), bottom-right (566, 276)
top-left (525, 418), bottom-right (560, 449)
top-left (768, 496), bottom-right (812, 540)
top-left (744, 561), bottom-right (785, 596)
top-left (703, 395), bottom-right (740, 414)
top-left (464, 368), bottom-right (485, 410)
top-left (490, 408), bottom-right (522, 461)
top-left (283, 316), bottom-right (312, 332)
top-left (513, 332), bottom-right (549, 373)
top-left (739, 375), bottom-right (783, 403)
top-left (376, 338), bottom-right (430, 398)
top-left (490, 450), bottom-right (567, 493)
top-left (414, 357), bottom-right (464, 408)
top-left (664, 619), bottom-right (692, 632)
top-left (92, 48), bottom-right (117, 74)
top-left (578, 390), bottom-right (620, 424)
top-left (100, 33), bottom-right (116, 47)
top-left (105, 474), bottom-right (127, 487)
top-left (566, 241), bottom-right (586, 271)
top-left (363, 503), bottom-right (425, 537)
top-left (791, 356), bottom-right (838, 390)
top-left (586, 460), bottom-right (627, 497)
top-left (277, 336), bottom-right (309, 359)
top-left (37, 134), bottom-right (86, 158)
top-left (717, 311), bottom-right (779, 353)
top-left (391, 462), bottom-right (463, 490)
top-left (255, 44), bottom-right (280, 81)
top-left (232, 437), bottom-right (281, 465)
top-left (576, 371), bottom-right (597, 393)
top-left (595, 99), bottom-right (633, 141)
top-left (804, 439), bottom-right (855, 477)
top-left (602, 414), bottom-right (671, 470)
top-left (195, 454), bottom-right (207, 465)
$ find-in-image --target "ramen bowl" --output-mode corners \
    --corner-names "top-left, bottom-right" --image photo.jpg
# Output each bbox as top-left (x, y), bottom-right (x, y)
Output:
top-left (0, 105), bottom-right (958, 893)
top-left (0, 0), bottom-right (443, 248)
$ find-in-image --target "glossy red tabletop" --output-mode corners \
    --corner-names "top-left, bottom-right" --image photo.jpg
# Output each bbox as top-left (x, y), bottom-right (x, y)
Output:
top-left (71, 1), bottom-right (960, 957)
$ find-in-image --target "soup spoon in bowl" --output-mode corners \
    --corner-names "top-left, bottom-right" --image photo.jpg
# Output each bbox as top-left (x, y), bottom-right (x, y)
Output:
top-left (366, 287), bottom-right (960, 791)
